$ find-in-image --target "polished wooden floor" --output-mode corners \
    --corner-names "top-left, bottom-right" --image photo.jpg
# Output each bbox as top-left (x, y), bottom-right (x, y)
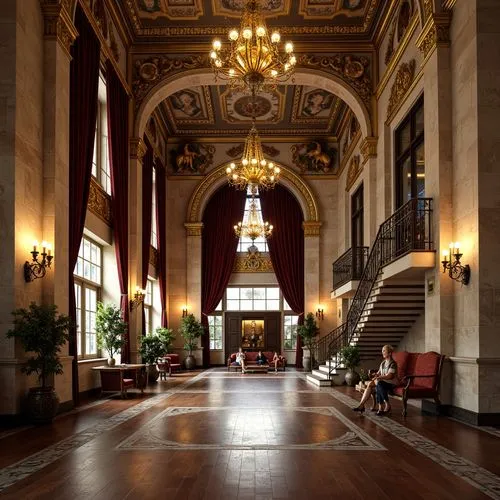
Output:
top-left (1, 369), bottom-right (499, 499)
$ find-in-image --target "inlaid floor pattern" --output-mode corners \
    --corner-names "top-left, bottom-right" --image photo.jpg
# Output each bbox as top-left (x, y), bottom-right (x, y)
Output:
top-left (0, 368), bottom-right (499, 499)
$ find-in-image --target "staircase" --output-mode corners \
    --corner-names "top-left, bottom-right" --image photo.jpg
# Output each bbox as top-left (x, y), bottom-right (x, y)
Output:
top-left (306, 198), bottom-right (434, 387)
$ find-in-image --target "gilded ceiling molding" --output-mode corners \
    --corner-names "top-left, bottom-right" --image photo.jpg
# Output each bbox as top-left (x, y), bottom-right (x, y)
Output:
top-left (129, 137), bottom-right (148, 162)
top-left (416, 13), bottom-right (452, 63)
top-left (88, 178), bottom-right (112, 226)
top-left (226, 144), bottom-right (280, 158)
top-left (184, 222), bottom-right (204, 237)
top-left (360, 136), bottom-right (378, 165)
top-left (297, 54), bottom-right (372, 108)
top-left (186, 165), bottom-right (319, 224)
top-left (386, 59), bottom-right (416, 124)
top-left (302, 221), bottom-right (322, 237)
top-left (131, 52), bottom-right (372, 116)
top-left (345, 155), bottom-right (362, 192)
top-left (39, 0), bottom-right (78, 60)
top-left (233, 253), bottom-right (274, 273)
top-left (423, 0), bottom-right (433, 19)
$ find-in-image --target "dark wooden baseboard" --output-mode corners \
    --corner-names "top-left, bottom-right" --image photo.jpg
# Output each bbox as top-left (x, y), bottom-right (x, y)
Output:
top-left (422, 400), bottom-right (500, 426)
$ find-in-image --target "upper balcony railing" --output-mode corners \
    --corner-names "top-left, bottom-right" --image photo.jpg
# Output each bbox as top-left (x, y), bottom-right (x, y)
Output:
top-left (332, 246), bottom-right (369, 290)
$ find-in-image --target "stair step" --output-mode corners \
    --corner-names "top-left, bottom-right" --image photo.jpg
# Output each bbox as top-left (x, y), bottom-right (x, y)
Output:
top-left (365, 302), bottom-right (425, 310)
top-left (305, 373), bottom-right (332, 387)
top-left (361, 310), bottom-right (421, 317)
top-left (311, 368), bottom-right (331, 379)
top-left (367, 295), bottom-right (425, 303)
top-left (372, 287), bottom-right (425, 295)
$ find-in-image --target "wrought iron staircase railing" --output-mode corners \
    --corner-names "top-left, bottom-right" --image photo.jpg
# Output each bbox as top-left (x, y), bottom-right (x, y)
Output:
top-left (311, 198), bottom-right (433, 375)
top-left (332, 246), bottom-right (369, 290)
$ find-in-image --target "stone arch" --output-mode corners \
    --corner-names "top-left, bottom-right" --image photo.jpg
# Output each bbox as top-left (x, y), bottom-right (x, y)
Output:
top-left (134, 68), bottom-right (372, 141)
top-left (186, 163), bottom-right (319, 224)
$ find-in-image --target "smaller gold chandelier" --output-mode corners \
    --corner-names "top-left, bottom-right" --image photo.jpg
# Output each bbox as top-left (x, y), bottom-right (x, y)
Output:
top-left (209, 0), bottom-right (296, 94)
top-left (234, 194), bottom-right (273, 241)
top-left (226, 123), bottom-right (281, 190)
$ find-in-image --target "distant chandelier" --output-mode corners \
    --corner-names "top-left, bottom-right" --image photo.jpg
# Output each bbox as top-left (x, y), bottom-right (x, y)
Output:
top-left (234, 194), bottom-right (273, 241)
top-left (209, 0), bottom-right (296, 95)
top-left (226, 123), bottom-right (281, 190)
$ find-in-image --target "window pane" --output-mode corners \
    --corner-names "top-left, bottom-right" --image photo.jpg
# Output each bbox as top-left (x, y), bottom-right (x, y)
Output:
top-left (214, 300), bottom-right (223, 311)
top-left (241, 288), bottom-right (253, 300)
top-left (415, 142), bottom-right (425, 198)
top-left (398, 120), bottom-right (411, 153)
top-left (227, 288), bottom-right (239, 299)
top-left (266, 288), bottom-right (280, 299)
top-left (226, 300), bottom-right (239, 311)
top-left (266, 299), bottom-right (280, 310)
top-left (253, 288), bottom-right (265, 300)
top-left (240, 300), bottom-right (253, 310)
top-left (283, 298), bottom-right (291, 311)
top-left (254, 300), bottom-right (266, 310)
top-left (401, 156), bottom-right (412, 203)
top-left (415, 103), bottom-right (424, 137)
top-left (75, 284), bottom-right (81, 356)
top-left (284, 314), bottom-right (298, 350)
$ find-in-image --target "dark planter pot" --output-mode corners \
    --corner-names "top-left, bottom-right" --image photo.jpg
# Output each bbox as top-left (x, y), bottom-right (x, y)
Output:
top-left (345, 369), bottom-right (360, 387)
top-left (27, 387), bottom-right (59, 424)
top-left (185, 354), bottom-right (196, 370)
top-left (147, 364), bottom-right (160, 383)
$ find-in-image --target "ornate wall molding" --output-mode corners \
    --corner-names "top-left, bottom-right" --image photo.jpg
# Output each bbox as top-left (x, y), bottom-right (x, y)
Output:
top-left (302, 221), bottom-right (322, 237)
top-left (129, 137), bottom-right (148, 161)
top-left (345, 155), bottom-right (362, 192)
top-left (233, 252), bottom-right (274, 273)
top-left (88, 178), bottom-right (112, 226)
top-left (226, 144), bottom-right (280, 159)
top-left (416, 12), bottom-right (452, 61)
top-left (423, 0), bottom-right (433, 20)
top-left (186, 164), bottom-right (319, 223)
top-left (386, 59), bottom-right (416, 124)
top-left (360, 136), bottom-right (378, 165)
top-left (39, 0), bottom-right (78, 59)
top-left (184, 222), bottom-right (203, 236)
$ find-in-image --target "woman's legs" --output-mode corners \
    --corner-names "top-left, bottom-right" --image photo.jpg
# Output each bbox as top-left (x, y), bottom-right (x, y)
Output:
top-left (359, 380), bottom-right (375, 407)
top-left (375, 380), bottom-right (392, 412)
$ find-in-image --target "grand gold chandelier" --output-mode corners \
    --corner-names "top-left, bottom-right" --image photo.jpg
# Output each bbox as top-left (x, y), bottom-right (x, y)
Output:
top-left (209, 0), bottom-right (296, 95)
top-left (234, 194), bottom-right (273, 241)
top-left (226, 123), bottom-right (281, 190)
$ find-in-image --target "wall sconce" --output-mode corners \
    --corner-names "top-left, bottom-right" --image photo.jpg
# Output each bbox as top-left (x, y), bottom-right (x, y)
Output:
top-left (442, 242), bottom-right (470, 285)
top-left (182, 306), bottom-right (189, 318)
top-left (129, 286), bottom-right (146, 311)
top-left (24, 241), bottom-right (53, 282)
top-left (316, 305), bottom-right (324, 320)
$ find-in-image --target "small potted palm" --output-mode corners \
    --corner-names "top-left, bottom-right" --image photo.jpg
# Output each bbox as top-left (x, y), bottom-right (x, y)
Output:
top-left (95, 303), bottom-right (127, 366)
top-left (138, 333), bottom-right (165, 382)
top-left (6, 302), bottom-right (71, 423)
top-left (339, 345), bottom-right (361, 386)
top-left (156, 326), bottom-right (176, 354)
top-left (297, 312), bottom-right (319, 371)
top-left (179, 313), bottom-right (204, 370)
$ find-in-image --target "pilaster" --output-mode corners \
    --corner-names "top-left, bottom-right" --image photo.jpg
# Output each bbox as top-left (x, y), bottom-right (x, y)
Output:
top-left (303, 221), bottom-right (322, 315)
top-left (184, 223), bottom-right (203, 319)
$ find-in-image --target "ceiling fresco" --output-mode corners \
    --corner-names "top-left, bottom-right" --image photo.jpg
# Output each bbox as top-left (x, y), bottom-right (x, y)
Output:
top-left (121, 0), bottom-right (384, 40)
top-left (158, 84), bottom-right (349, 138)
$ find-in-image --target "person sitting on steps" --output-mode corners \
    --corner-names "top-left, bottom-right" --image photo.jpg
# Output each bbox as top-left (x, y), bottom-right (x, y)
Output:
top-left (353, 345), bottom-right (398, 416)
top-left (256, 351), bottom-right (267, 366)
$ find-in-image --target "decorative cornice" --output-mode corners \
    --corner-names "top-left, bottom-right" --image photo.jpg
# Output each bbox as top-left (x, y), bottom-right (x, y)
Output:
top-left (88, 178), bottom-right (112, 226)
top-left (302, 221), bottom-right (322, 237)
top-left (184, 222), bottom-right (203, 236)
top-left (226, 144), bottom-right (280, 159)
top-left (149, 245), bottom-right (159, 269)
top-left (360, 136), bottom-right (378, 165)
top-left (39, 0), bottom-right (78, 60)
top-left (233, 252), bottom-right (274, 273)
top-left (386, 59), bottom-right (416, 124)
top-left (345, 155), bottom-right (362, 192)
top-left (423, 0), bottom-right (433, 20)
top-left (416, 13), bottom-right (452, 62)
top-left (129, 137), bottom-right (147, 161)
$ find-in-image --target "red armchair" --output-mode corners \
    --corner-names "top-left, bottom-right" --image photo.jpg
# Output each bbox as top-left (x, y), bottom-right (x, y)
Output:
top-left (157, 354), bottom-right (182, 379)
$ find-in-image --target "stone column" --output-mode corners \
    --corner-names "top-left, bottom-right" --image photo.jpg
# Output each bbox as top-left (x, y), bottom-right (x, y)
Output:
top-left (360, 137), bottom-right (378, 244)
top-left (303, 221), bottom-right (322, 315)
top-left (40, 0), bottom-right (77, 407)
top-left (417, 12), bottom-right (455, 360)
top-left (129, 138), bottom-right (147, 362)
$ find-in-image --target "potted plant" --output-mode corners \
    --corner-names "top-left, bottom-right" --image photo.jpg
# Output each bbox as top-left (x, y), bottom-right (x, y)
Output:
top-left (339, 345), bottom-right (361, 386)
top-left (297, 312), bottom-right (320, 371)
top-left (179, 313), bottom-right (204, 370)
top-left (95, 302), bottom-right (127, 366)
top-left (156, 326), bottom-right (176, 354)
top-left (6, 302), bottom-right (71, 423)
top-left (138, 333), bottom-right (165, 382)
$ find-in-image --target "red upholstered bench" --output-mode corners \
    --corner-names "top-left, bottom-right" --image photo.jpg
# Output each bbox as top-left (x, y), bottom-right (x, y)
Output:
top-left (99, 370), bottom-right (135, 398)
top-left (391, 351), bottom-right (445, 416)
top-left (157, 354), bottom-right (182, 379)
top-left (227, 351), bottom-right (286, 372)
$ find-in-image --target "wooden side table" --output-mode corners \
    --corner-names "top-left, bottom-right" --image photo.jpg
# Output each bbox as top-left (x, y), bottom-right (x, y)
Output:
top-left (93, 364), bottom-right (146, 398)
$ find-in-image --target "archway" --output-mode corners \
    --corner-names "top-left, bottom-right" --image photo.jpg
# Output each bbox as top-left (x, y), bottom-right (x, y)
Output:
top-left (134, 68), bottom-right (373, 140)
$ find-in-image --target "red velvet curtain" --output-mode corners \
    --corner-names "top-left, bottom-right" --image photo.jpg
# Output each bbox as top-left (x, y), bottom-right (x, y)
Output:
top-left (201, 185), bottom-right (246, 367)
top-left (259, 185), bottom-right (305, 368)
top-left (106, 60), bottom-right (130, 362)
top-left (142, 143), bottom-right (154, 289)
top-left (155, 160), bottom-right (168, 327)
top-left (68, 5), bottom-right (100, 402)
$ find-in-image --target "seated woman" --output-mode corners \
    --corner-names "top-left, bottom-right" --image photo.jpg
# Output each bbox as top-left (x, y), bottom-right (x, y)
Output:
top-left (272, 351), bottom-right (281, 373)
top-left (235, 347), bottom-right (246, 374)
top-left (353, 345), bottom-right (398, 416)
top-left (256, 351), bottom-right (267, 365)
